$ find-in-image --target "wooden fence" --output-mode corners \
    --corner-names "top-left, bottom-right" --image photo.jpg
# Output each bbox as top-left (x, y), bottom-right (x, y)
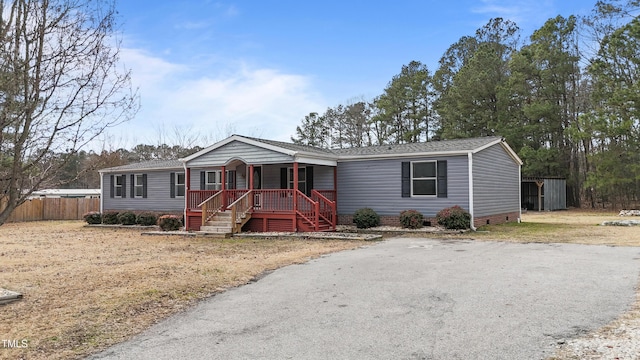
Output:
top-left (1, 197), bottom-right (100, 222)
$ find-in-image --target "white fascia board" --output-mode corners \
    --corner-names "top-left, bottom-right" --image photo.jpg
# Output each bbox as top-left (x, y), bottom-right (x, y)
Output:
top-left (295, 155), bottom-right (337, 167)
top-left (181, 135), bottom-right (299, 164)
top-left (500, 141), bottom-right (524, 165)
top-left (471, 138), bottom-right (523, 166)
top-left (180, 135), bottom-right (242, 162)
top-left (98, 166), bottom-right (182, 173)
top-left (337, 150), bottom-right (471, 162)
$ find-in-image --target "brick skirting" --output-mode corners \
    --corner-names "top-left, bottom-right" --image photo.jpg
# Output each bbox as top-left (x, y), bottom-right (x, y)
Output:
top-left (473, 211), bottom-right (520, 228)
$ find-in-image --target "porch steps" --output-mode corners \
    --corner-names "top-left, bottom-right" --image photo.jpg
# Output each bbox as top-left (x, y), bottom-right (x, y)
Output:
top-left (200, 211), bottom-right (233, 234)
top-left (199, 211), bottom-right (251, 235)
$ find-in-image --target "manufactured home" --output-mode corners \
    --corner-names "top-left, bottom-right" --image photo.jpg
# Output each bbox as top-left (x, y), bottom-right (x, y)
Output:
top-left (99, 135), bottom-right (522, 233)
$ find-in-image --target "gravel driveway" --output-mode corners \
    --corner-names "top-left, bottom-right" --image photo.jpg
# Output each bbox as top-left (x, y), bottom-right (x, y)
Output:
top-left (89, 238), bottom-right (640, 360)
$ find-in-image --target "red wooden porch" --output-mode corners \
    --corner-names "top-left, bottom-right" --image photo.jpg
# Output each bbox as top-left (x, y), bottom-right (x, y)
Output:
top-left (185, 189), bottom-right (337, 233)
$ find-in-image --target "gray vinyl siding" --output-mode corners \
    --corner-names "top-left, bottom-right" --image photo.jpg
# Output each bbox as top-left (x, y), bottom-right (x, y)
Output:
top-left (472, 144), bottom-right (520, 217)
top-left (337, 156), bottom-right (469, 217)
top-left (258, 164), bottom-right (335, 190)
top-left (312, 165), bottom-right (335, 190)
top-left (186, 140), bottom-right (293, 167)
top-left (102, 170), bottom-right (184, 212)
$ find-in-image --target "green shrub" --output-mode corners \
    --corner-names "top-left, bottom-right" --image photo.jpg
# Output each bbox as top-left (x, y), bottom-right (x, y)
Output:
top-left (83, 211), bottom-right (102, 225)
top-left (436, 205), bottom-right (471, 230)
top-left (117, 211), bottom-right (137, 225)
top-left (399, 209), bottom-right (424, 229)
top-left (157, 214), bottom-right (182, 231)
top-left (102, 211), bottom-right (120, 225)
top-left (353, 207), bottom-right (380, 229)
top-left (136, 212), bottom-right (158, 226)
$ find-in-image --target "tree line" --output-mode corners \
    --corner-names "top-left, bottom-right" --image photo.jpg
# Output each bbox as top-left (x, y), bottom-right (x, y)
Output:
top-left (291, 0), bottom-right (640, 209)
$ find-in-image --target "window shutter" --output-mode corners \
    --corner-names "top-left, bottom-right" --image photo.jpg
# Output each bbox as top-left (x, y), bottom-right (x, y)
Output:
top-left (130, 174), bottom-right (135, 198)
top-left (170, 172), bottom-right (175, 198)
top-left (121, 175), bottom-right (126, 198)
top-left (306, 166), bottom-right (313, 196)
top-left (200, 171), bottom-right (205, 190)
top-left (280, 168), bottom-right (287, 189)
top-left (437, 160), bottom-right (448, 198)
top-left (142, 174), bottom-right (148, 198)
top-left (401, 162), bottom-right (411, 197)
top-left (110, 175), bottom-right (114, 198)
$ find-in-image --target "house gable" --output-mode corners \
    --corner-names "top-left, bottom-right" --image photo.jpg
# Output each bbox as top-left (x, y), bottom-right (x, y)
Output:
top-left (186, 140), bottom-right (294, 167)
top-left (471, 143), bottom-right (521, 218)
top-left (183, 135), bottom-right (337, 167)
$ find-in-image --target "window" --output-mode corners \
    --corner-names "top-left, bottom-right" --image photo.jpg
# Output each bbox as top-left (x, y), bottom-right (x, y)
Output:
top-left (134, 174), bottom-right (144, 197)
top-left (206, 171), bottom-right (221, 190)
top-left (401, 161), bottom-right (447, 198)
top-left (176, 172), bottom-right (185, 197)
top-left (202, 170), bottom-right (236, 190)
top-left (288, 167), bottom-right (306, 195)
top-left (171, 172), bottom-right (185, 198)
top-left (114, 175), bottom-right (124, 197)
top-left (412, 161), bottom-right (437, 196)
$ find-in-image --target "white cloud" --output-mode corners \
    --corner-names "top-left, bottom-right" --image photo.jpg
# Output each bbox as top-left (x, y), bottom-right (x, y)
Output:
top-left (109, 49), bottom-right (326, 148)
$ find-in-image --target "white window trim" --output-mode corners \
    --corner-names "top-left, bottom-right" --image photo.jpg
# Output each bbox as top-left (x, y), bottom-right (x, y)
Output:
top-left (206, 170), bottom-right (222, 191)
top-left (114, 174), bottom-right (124, 198)
top-left (411, 161), bottom-right (437, 197)
top-left (175, 172), bottom-right (185, 198)
top-left (134, 174), bottom-right (144, 198)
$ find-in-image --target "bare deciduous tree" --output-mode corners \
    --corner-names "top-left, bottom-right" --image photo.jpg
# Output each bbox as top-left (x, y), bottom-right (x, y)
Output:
top-left (0, 0), bottom-right (138, 225)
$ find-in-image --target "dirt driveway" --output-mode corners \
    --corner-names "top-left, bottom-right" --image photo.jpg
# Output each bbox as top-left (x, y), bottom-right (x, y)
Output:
top-left (90, 237), bottom-right (640, 360)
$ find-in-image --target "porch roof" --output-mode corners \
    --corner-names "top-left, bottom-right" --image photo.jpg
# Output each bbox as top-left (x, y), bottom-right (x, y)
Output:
top-left (98, 159), bottom-right (183, 173)
top-left (181, 134), bottom-right (338, 167)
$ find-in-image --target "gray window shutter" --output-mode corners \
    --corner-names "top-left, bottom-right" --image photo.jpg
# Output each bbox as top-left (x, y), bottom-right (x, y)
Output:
top-left (130, 174), bottom-right (135, 198)
top-left (110, 175), bottom-right (114, 198)
top-left (306, 166), bottom-right (313, 196)
top-left (170, 172), bottom-right (176, 198)
top-left (401, 162), bottom-right (411, 197)
top-left (121, 175), bottom-right (126, 198)
top-left (200, 171), bottom-right (205, 190)
top-left (142, 174), bottom-right (148, 198)
top-left (437, 160), bottom-right (448, 198)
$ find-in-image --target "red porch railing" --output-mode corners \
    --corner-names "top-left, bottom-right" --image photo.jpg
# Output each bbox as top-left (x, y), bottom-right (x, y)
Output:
top-left (296, 191), bottom-right (318, 230)
top-left (314, 189), bottom-right (336, 202)
top-left (252, 189), bottom-right (294, 212)
top-left (188, 190), bottom-right (219, 210)
top-left (312, 190), bottom-right (336, 229)
top-left (227, 189), bottom-right (250, 205)
top-left (188, 189), bottom-right (336, 232)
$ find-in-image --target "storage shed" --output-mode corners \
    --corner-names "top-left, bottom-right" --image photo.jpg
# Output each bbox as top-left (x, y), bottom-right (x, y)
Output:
top-left (521, 177), bottom-right (567, 211)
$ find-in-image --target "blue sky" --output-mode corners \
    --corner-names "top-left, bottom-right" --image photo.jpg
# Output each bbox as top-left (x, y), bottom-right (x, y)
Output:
top-left (107, 0), bottom-right (597, 149)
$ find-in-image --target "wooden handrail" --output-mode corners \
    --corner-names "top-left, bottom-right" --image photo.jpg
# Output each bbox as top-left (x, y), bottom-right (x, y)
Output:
top-left (228, 190), bottom-right (253, 233)
top-left (188, 190), bottom-right (219, 209)
top-left (200, 191), bottom-right (224, 224)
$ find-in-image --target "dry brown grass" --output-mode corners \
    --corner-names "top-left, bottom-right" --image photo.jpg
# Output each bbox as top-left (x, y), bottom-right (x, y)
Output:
top-left (430, 209), bottom-right (640, 246)
top-left (0, 221), bottom-right (366, 360)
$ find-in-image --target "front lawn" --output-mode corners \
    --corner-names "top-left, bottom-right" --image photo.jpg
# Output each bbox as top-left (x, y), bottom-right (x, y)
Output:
top-left (0, 221), bottom-right (365, 360)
